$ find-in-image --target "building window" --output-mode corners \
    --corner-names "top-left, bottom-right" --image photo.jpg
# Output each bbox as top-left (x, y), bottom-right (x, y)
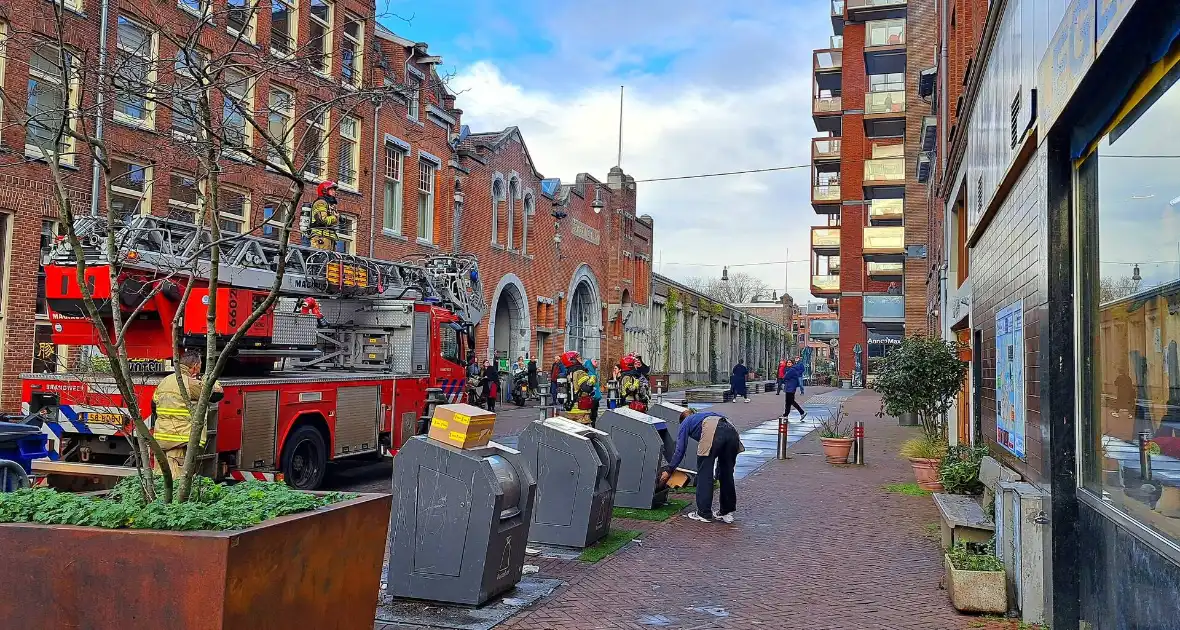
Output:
top-left (222, 68), bottom-right (251, 152)
top-left (335, 214), bottom-right (356, 254)
top-left (506, 178), bottom-right (518, 250)
top-left (219, 187), bottom-right (250, 234)
top-left (522, 193), bottom-right (533, 256)
top-left (270, 0), bottom-right (296, 57)
top-left (383, 144), bottom-right (404, 234)
top-left (113, 16), bottom-right (157, 128)
top-left (169, 173), bottom-right (200, 223)
top-left (302, 99), bottom-right (328, 180)
top-left (56, 0), bottom-right (83, 12)
top-left (869, 72), bottom-right (905, 92)
top-left (173, 49), bottom-right (205, 137)
top-left (25, 41), bottom-right (77, 161)
top-left (341, 15), bottom-right (363, 88)
top-left (227, 0), bottom-right (256, 41)
top-left (407, 75), bottom-right (420, 120)
top-left (109, 159), bottom-right (152, 222)
top-left (179, 0), bottom-right (209, 17)
top-left (1078, 71), bottom-right (1180, 550)
top-left (491, 178), bottom-right (503, 244)
top-left (308, 0), bottom-right (332, 75)
top-left (338, 115), bottom-right (360, 191)
top-left (267, 86), bottom-right (294, 165)
top-left (36, 220), bottom-right (61, 317)
top-left (262, 200), bottom-right (289, 239)
top-left (417, 159), bottom-right (436, 243)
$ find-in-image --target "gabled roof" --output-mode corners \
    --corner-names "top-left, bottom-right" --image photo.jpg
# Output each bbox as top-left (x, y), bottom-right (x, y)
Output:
top-left (459, 126), bottom-right (543, 179)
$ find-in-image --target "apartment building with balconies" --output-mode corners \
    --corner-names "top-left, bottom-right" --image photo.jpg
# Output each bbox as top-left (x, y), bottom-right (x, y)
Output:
top-left (809, 0), bottom-right (933, 384)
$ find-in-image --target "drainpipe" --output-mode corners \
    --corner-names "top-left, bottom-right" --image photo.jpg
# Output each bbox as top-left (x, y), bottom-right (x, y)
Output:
top-left (368, 98), bottom-right (382, 257)
top-left (89, 0), bottom-right (112, 216)
top-left (938, 0), bottom-right (949, 174)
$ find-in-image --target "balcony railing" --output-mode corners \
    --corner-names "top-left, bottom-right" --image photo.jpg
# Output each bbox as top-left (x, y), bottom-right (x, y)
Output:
top-left (814, 50), bottom-right (843, 72)
top-left (813, 184), bottom-right (842, 203)
top-left (813, 96), bottom-right (843, 115)
top-left (832, 0), bottom-right (845, 16)
top-left (812, 138), bottom-right (842, 161)
top-left (869, 198), bottom-right (904, 221)
top-left (865, 90), bottom-right (905, 115)
top-left (849, 0), bottom-right (907, 10)
top-left (862, 226), bottom-right (905, 255)
top-left (831, 35), bottom-right (844, 49)
top-left (866, 19), bottom-right (906, 46)
top-left (863, 158), bottom-right (905, 183)
top-left (867, 261), bottom-right (904, 276)
top-left (812, 275), bottom-right (840, 296)
top-left (863, 295), bottom-right (905, 320)
top-left (812, 227), bottom-right (842, 251)
top-left (809, 318), bottom-right (840, 337)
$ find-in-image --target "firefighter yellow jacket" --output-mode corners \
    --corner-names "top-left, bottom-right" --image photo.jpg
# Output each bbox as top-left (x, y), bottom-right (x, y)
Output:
top-left (152, 366), bottom-right (223, 450)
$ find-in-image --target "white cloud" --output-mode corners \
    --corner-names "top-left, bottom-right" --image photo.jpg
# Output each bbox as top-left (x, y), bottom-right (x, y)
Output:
top-left (452, 55), bottom-right (823, 305)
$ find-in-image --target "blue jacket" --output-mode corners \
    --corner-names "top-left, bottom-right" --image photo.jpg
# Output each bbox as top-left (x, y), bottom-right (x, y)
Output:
top-left (667, 411), bottom-right (723, 471)
top-left (730, 363), bottom-right (748, 389)
top-left (782, 364), bottom-right (805, 393)
top-left (583, 360), bottom-right (602, 401)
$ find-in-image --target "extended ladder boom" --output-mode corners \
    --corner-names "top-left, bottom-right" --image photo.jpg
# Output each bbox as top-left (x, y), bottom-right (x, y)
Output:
top-left (54, 215), bottom-right (486, 326)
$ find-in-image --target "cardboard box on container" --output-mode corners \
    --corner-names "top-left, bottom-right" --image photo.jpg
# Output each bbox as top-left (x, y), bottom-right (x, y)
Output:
top-left (429, 404), bottom-right (497, 449)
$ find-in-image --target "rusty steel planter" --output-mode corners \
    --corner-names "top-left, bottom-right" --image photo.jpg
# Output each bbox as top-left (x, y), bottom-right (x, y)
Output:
top-left (0, 492), bottom-right (391, 630)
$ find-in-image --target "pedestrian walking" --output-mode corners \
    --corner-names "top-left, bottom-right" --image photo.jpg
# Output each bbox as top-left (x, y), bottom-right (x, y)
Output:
top-left (526, 355), bottom-right (539, 397)
top-left (730, 359), bottom-right (750, 403)
top-left (549, 358), bottom-right (563, 406)
top-left (660, 410), bottom-right (744, 523)
top-left (781, 359), bottom-right (806, 420)
top-left (776, 359), bottom-right (788, 395)
top-left (481, 361), bottom-right (500, 412)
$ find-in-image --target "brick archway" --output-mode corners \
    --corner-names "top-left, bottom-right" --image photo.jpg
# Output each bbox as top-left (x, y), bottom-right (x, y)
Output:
top-left (565, 264), bottom-right (602, 361)
top-left (488, 274), bottom-right (531, 363)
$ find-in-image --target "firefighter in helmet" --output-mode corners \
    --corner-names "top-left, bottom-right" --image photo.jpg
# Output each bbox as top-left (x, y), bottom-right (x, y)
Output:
top-left (618, 353), bottom-right (650, 412)
top-left (151, 349), bottom-right (224, 478)
top-left (309, 180), bottom-right (340, 251)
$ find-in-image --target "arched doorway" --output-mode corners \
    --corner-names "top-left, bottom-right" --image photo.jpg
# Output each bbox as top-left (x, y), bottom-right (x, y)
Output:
top-left (565, 265), bottom-right (602, 361)
top-left (488, 274), bottom-right (530, 365)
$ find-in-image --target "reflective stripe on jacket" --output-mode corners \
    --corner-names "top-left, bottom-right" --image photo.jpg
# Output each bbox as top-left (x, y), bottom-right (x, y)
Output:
top-left (152, 369), bottom-right (222, 449)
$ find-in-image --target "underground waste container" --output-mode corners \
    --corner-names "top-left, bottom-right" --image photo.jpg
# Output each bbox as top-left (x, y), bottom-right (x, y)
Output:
top-left (647, 401), bottom-right (696, 461)
top-left (386, 436), bottom-right (537, 606)
top-left (596, 407), bottom-right (670, 510)
top-left (0, 422), bottom-right (50, 476)
top-left (518, 416), bottom-right (620, 548)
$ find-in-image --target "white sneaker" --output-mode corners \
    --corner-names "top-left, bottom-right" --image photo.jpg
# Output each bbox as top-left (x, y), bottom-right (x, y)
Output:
top-left (743, 397), bottom-right (751, 403)
top-left (717, 512), bottom-right (735, 524)
top-left (686, 511), bottom-right (714, 523)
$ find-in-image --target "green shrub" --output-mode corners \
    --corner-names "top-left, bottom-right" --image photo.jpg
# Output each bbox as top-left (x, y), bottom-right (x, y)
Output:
top-left (939, 444), bottom-right (990, 495)
top-left (0, 477), bottom-right (350, 531)
top-left (947, 540), bottom-right (1004, 572)
top-left (899, 435), bottom-right (948, 460)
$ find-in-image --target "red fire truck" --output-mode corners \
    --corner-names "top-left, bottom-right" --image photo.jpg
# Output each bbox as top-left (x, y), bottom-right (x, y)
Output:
top-left (19, 215), bottom-right (485, 489)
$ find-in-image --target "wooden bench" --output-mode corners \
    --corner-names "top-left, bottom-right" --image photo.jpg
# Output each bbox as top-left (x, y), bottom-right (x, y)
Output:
top-left (933, 456), bottom-right (1017, 549)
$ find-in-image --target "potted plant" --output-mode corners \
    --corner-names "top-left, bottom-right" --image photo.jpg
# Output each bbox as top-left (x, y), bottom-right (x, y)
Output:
top-left (944, 540), bottom-right (1007, 613)
top-left (818, 404), bottom-right (855, 464)
top-left (900, 436), bottom-right (948, 490)
top-left (939, 444), bottom-right (990, 495)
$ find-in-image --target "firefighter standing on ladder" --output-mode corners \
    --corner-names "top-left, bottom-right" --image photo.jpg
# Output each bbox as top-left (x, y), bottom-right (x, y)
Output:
top-left (309, 181), bottom-right (340, 251)
top-left (152, 349), bottom-right (224, 478)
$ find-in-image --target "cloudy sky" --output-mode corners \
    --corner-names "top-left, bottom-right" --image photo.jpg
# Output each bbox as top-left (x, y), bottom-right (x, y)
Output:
top-left (379, 0), bottom-right (826, 305)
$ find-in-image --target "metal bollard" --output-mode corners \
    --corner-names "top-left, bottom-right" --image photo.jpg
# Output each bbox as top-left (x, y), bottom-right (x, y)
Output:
top-left (1139, 430), bottom-right (1154, 480)
top-left (538, 405), bottom-right (554, 422)
top-left (853, 421), bottom-right (865, 465)
top-left (655, 384), bottom-right (664, 405)
top-left (777, 416), bottom-right (790, 460)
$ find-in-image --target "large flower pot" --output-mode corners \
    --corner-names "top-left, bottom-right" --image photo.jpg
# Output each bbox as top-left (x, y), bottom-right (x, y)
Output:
top-left (945, 554), bottom-right (1007, 613)
top-left (898, 411), bottom-right (920, 426)
top-left (910, 457), bottom-right (944, 491)
top-left (0, 492), bottom-right (391, 630)
top-left (820, 437), bottom-right (855, 464)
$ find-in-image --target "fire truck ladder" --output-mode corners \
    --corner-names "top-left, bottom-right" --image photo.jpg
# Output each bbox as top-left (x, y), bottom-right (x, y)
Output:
top-left (54, 215), bottom-right (486, 326)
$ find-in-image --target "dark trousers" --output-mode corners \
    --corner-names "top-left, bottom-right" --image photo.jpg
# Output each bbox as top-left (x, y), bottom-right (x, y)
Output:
top-left (589, 399), bottom-right (600, 424)
top-left (732, 382), bottom-right (747, 398)
top-left (695, 421), bottom-right (739, 518)
top-left (550, 380), bottom-right (559, 405)
top-left (776, 378), bottom-right (785, 394)
top-left (783, 392), bottom-right (804, 416)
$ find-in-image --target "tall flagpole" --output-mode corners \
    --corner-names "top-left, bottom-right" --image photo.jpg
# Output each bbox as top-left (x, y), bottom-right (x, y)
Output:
top-left (617, 86), bottom-right (624, 167)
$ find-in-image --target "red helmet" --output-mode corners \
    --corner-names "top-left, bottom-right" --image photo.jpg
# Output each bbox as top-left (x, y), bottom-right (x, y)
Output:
top-left (560, 350), bottom-right (581, 368)
top-left (620, 354), bottom-right (637, 371)
top-left (316, 181), bottom-right (338, 197)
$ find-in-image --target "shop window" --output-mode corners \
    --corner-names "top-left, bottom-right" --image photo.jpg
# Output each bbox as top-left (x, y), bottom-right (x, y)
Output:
top-left (1078, 70), bottom-right (1180, 548)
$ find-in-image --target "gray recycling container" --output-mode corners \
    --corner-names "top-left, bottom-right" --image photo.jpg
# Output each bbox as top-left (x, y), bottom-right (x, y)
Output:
top-left (648, 400), bottom-right (697, 461)
top-left (518, 417), bottom-right (620, 548)
top-left (597, 407), bottom-right (670, 509)
top-left (387, 436), bottom-right (537, 606)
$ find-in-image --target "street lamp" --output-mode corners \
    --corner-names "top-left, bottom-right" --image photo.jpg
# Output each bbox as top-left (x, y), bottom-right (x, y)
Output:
top-left (591, 189), bottom-right (604, 214)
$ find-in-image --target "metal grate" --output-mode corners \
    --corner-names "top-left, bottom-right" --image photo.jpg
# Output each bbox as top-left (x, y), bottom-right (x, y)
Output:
top-left (239, 390), bottom-right (279, 470)
top-left (334, 386), bottom-right (379, 456)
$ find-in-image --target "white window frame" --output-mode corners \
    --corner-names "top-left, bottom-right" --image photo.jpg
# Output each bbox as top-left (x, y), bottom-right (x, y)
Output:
top-left (25, 41), bottom-right (80, 165)
top-left (417, 157), bottom-right (436, 243)
top-left (56, 0), bottom-right (83, 13)
top-left (267, 86), bottom-right (295, 166)
top-left (341, 14), bottom-right (363, 89)
top-left (336, 214), bottom-right (356, 254)
top-left (338, 115), bottom-right (360, 191)
top-left (222, 68), bottom-right (253, 154)
top-left (109, 158), bottom-right (153, 219)
top-left (307, 0), bottom-right (333, 76)
top-left (269, 0), bottom-right (297, 58)
top-left (226, 0), bottom-right (257, 42)
top-left (113, 15), bottom-right (158, 129)
top-left (218, 186), bottom-right (251, 234)
top-left (383, 143), bottom-right (404, 235)
top-left (178, 0), bottom-right (211, 19)
top-left (302, 99), bottom-right (329, 180)
top-left (168, 172), bottom-right (201, 223)
top-left (407, 75), bottom-right (421, 121)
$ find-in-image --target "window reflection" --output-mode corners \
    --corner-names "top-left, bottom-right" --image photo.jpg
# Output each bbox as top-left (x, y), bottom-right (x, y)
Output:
top-left (1083, 71), bottom-right (1180, 546)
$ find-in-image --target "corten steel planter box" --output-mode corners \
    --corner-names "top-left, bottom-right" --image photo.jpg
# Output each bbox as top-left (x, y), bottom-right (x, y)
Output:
top-left (0, 492), bottom-right (391, 630)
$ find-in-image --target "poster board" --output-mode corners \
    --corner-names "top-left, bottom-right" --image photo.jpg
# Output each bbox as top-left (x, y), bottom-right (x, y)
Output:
top-left (995, 300), bottom-right (1025, 458)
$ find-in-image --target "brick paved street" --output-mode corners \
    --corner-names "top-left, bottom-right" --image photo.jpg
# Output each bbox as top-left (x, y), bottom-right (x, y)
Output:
top-left (492, 389), bottom-right (981, 630)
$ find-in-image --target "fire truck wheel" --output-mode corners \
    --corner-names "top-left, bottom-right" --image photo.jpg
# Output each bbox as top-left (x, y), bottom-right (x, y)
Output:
top-left (281, 425), bottom-right (328, 490)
